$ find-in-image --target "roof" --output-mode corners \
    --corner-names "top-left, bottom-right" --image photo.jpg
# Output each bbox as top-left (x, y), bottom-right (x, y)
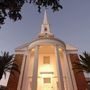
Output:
top-left (66, 44), bottom-right (78, 51)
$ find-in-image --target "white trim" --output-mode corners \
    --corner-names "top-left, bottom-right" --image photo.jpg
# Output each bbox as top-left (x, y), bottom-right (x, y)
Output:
top-left (15, 51), bottom-right (27, 55)
top-left (63, 50), bottom-right (76, 90)
top-left (55, 45), bottom-right (65, 90)
top-left (66, 53), bottom-right (78, 90)
top-left (28, 39), bottom-right (65, 50)
top-left (66, 50), bottom-right (78, 54)
top-left (17, 54), bottom-right (27, 90)
top-left (31, 46), bottom-right (39, 90)
top-left (21, 50), bottom-right (30, 90)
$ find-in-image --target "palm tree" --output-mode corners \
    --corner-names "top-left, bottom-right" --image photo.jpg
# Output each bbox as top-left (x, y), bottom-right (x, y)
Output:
top-left (73, 52), bottom-right (90, 89)
top-left (0, 52), bottom-right (19, 80)
top-left (73, 51), bottom-right (90, 73)
top-left (0, 85), bottom-right (6, 90)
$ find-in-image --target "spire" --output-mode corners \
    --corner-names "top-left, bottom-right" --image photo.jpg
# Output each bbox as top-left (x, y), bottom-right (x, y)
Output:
top-left (43, 10), bottom-right (48, 24)
top-left (39, 10), bottom-right (54, 38)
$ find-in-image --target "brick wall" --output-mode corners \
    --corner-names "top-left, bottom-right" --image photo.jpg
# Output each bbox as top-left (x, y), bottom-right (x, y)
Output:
top-left (5, 54), bottom-right (24, 90)
top-left (69, 54), bottom-right (88, 90)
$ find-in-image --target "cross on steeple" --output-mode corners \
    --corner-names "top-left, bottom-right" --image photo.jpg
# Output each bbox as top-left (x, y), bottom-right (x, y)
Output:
top-left (39, 10), bottom-right (54, 38)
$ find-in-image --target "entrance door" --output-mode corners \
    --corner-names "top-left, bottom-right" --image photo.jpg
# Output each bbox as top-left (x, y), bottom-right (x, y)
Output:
top-left (43, 77), bottom-right (53, 90)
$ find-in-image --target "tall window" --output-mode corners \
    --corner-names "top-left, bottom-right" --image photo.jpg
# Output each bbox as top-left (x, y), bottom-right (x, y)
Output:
top-left (43, 56), bottom-right (50, 64)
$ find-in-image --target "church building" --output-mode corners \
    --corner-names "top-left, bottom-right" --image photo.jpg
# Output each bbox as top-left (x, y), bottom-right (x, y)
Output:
top-left (6, 11), bottom-right (88, 90)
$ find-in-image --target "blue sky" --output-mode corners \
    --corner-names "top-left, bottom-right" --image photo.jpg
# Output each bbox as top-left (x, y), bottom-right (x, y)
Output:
top-left (0, 0), bottom-right (90, 86)
top-left (0, 0), bottom-right (90, 54)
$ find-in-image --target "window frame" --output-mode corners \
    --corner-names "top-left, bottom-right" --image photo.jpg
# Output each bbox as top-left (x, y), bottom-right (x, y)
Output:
top-left (43, 56), bottom-right (50, 64)
top-left (43, 78), bottom-right (51, 84)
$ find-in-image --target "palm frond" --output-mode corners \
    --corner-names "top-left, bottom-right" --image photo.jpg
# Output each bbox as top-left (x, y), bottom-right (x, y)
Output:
top-left (3, 71), bottom-right (7, 79)
top-left (73, 51), bottom-right (90, 73)
top-left (11, 64), bottom-right (20, 73)
top-left (0, 51), bottom-right (20, 80)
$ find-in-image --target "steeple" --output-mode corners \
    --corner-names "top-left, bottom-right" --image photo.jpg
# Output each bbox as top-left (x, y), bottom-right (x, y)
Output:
top-left (39, 10), bottom-right (54, 38)
top-left (43, 10), bottom-right (48, 24)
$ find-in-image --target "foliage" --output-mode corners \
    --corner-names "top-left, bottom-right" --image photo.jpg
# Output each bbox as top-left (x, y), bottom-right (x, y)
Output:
top-left (0, 51), bottom-right (19, 80)
top-left (0, 85), bottom-right (6, 90)
top-left (0, 0), bottom-right (62, 28)
top-left (73, 52), bottom-right (90, 73)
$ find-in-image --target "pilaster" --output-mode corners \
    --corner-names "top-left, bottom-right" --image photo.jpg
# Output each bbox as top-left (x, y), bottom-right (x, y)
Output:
top-left (55, 46), bottom-right (65, 90)
top-left (31, 46), bottom-right (39, 90)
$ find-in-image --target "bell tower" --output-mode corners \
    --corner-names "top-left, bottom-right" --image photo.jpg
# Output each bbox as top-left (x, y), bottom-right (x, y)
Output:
top-left (39, 10), bottom-right (54, 38)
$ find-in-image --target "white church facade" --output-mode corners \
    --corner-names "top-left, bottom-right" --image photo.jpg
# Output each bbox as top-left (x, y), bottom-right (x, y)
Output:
top-left (6, 11), bottom-right (88, 90)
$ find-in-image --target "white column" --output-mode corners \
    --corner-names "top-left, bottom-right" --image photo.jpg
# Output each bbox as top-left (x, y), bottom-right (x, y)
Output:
top-left (65, 52), bottom-right (78, 90)
top-left (55, 46), bottom-right (65, 90)
top-left (31, 46), bottom-right (39, 90)
top-left (21, 51), bottom-right (30, 90)
top-left (17, 54), bottom-right (27, 90)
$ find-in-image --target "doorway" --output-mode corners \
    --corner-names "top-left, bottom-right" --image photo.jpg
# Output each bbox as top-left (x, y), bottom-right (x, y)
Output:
top-left (43, 77), bottom-right (53, 90)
